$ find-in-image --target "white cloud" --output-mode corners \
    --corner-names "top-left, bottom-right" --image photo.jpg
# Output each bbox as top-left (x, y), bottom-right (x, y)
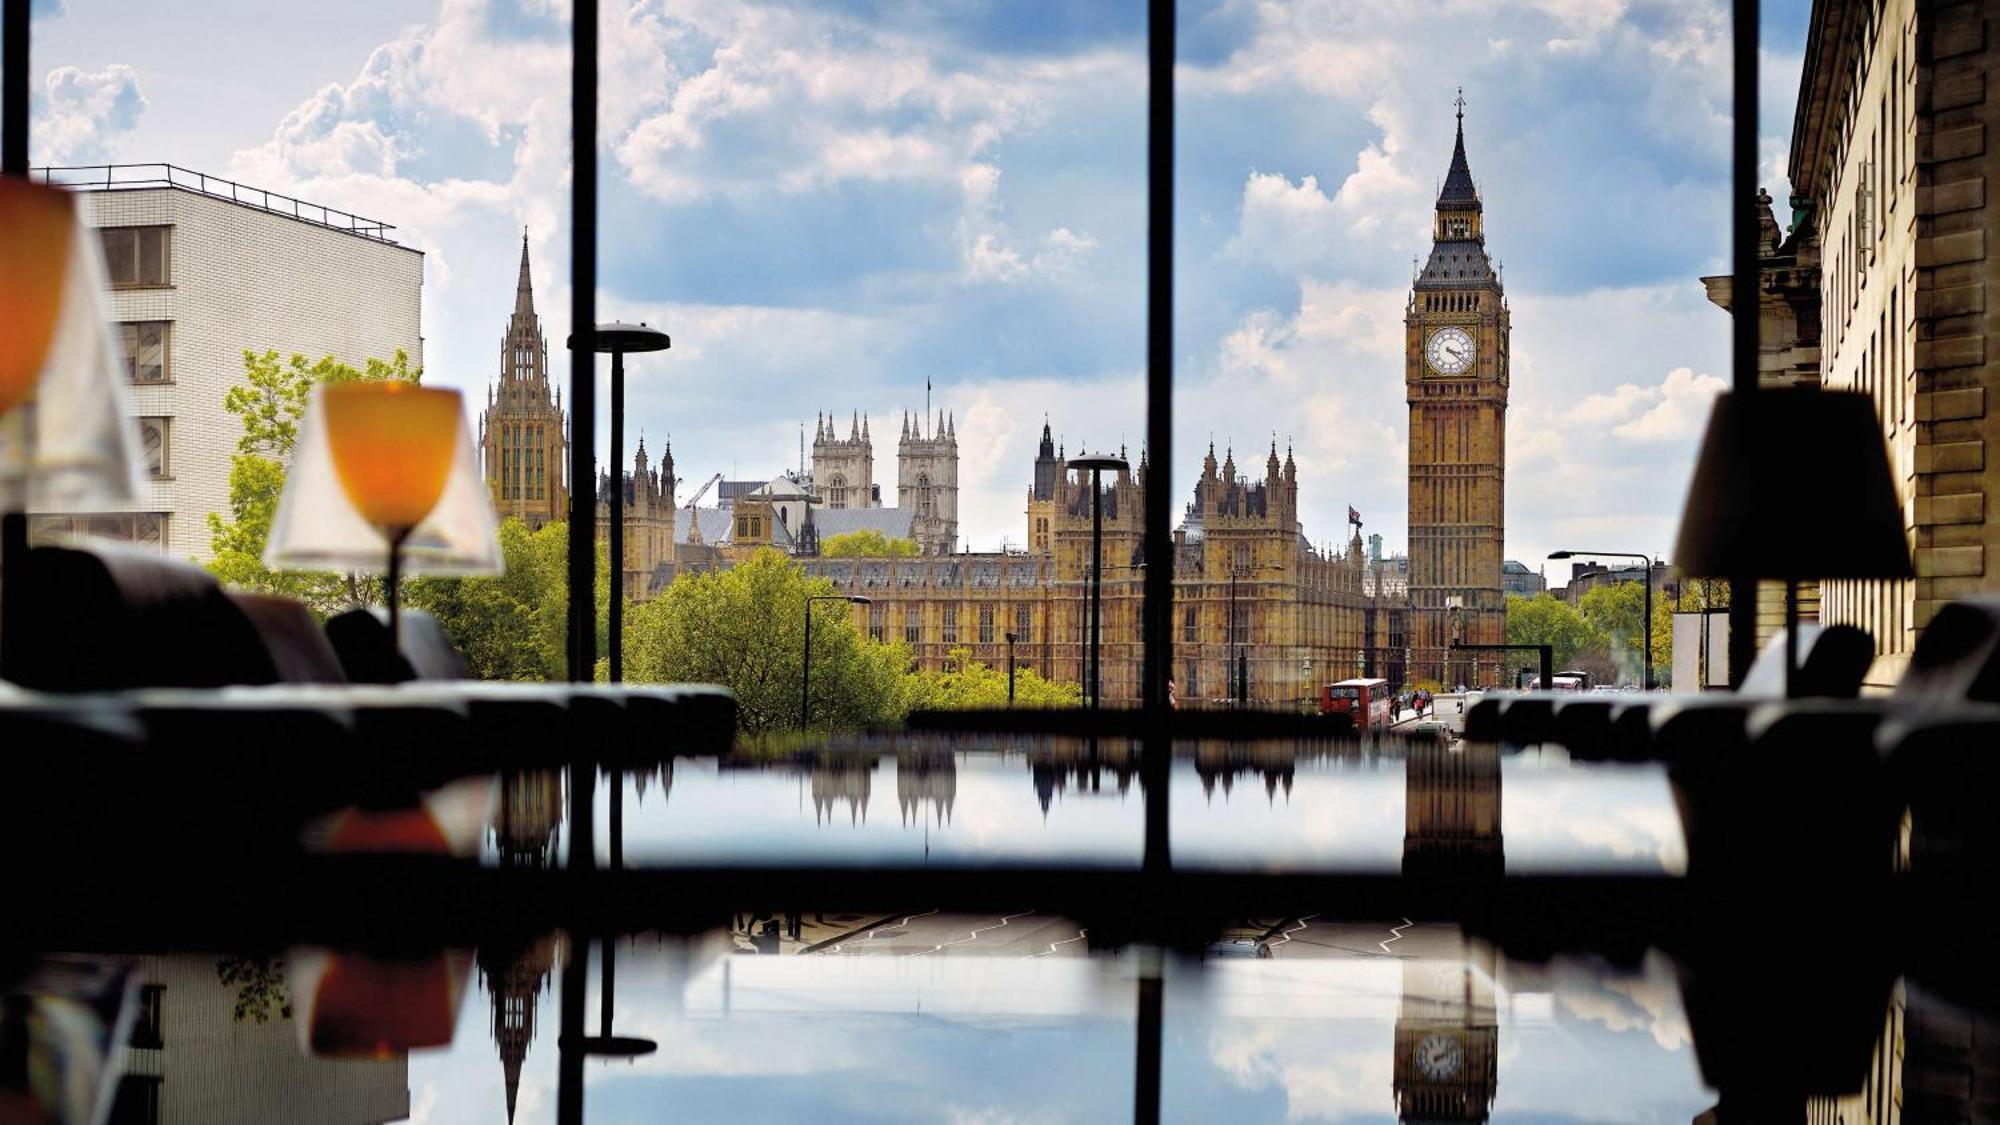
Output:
top-left (32, 64), bottom-right (146, 165)
top-left (1561, 362), bottom-right (1728, 444)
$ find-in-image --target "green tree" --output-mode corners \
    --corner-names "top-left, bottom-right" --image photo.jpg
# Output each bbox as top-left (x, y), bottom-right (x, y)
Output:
top-left (1504, 592), bottom-right (1600, 673)
top-left (205, 348), bottom-right (418, 614)
top-left (1651, 579), bottom-right (1729, 689)
top-left (1579, 582), bottom-right (1649, 685)
top-left (902, 647), bottom-right (1082, 710)
top-left (626, 548), bottom-right (909, 731)
top-left (820, 529), bottom-right (920, 557)
top-left (403, 518), bottom-right (611, 681)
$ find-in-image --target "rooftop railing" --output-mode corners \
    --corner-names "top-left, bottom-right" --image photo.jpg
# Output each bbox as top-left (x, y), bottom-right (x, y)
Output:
top-left (31, 162), bottom-right (399, 243)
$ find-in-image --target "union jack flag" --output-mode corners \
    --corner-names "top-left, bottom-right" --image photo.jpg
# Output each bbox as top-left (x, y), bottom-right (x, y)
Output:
top-left (1348, 506), bottom-right (1361, 525)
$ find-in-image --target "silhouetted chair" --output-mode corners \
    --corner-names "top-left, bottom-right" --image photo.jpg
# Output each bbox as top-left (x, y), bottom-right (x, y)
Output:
top-left (325, 607), bottom-right (466, 683)
top-left (6, 543), bottom-right (277, 691)
top-left (229, 593), bottom-right (348, 684)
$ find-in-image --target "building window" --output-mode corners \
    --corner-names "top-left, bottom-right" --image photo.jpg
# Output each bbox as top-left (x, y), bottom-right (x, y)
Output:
top-left (139, 417), bottom-right (170, 479)
top-left (1233, 603), bottom-right (1250, 646)
top-left (1185, 660), bottom-right (1198, 702)
top-left (108, 1075), bottom-right (163, 1125)
top-left (1015, 604), bottom-right (1031, 644)
top-left (869, 602), bottom-right (885, 643)
top-left (1182, 604), bottom-right (1196, 642)
top-left (100, 225), bottom-right (171, 288)
top-left (118, 322), bottom-right (170, 383)
top-left (979, 604), bottom-right (994, 643)
top-left (130, 984), bottom-right (164, 1049)
top-left (904, 610), bottom-right (921, 645)
top-left (942, 604), bottom-right (958, 644)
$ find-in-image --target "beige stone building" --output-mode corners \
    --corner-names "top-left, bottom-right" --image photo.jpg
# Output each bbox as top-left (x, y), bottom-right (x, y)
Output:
top-left (481, 234), bottom-right (568, 532)
top-left (807, 439), bottom-right (1399, 707)
top-left (44, 164), bottom-right (424, 561)
top-left (1405, 102), bottom-right (1510, 686)
top-left (1787, 0), bottom-right (2000, 689)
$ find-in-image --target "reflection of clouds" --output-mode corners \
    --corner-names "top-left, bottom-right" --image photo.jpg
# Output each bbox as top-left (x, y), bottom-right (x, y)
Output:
top-left (1207, 1022), bottom-right (1390, 1123)
top-left (618, 755), bottom-right (1143, 865)
top-left (1503, 762), bottom-right (1689, 875)
top-left (1547, 954), bottom-right (1693, 1053)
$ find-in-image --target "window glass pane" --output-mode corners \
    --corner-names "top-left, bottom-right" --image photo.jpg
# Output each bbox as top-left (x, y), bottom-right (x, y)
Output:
top-left (1168, 4), bottom-right (1731, 704)
top-left (30, 2), bottom-right (568, 656)
top-left (99, 227), bottom-right (135, 284)
top-left (139, 417), bottom-right (168, 477)
top-left (138, 226), bottom-right (167, 284)
top-left (127, 321), bottom-right (168, 382)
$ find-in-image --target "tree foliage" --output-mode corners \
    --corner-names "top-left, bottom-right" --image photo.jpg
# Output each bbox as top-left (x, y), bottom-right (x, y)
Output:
top-left (1504, 593), bottom-right (1599, 672)
top-left (902, 647), bottom-right (1082, 710)
top-left (820, 529), bottom-right (920, 557)
top-left (403, 518), bottom-right (610, 681)
top-left (626, 548), bottom-right (909, 731)
top-left (205, 348), bottom-right (418, 615)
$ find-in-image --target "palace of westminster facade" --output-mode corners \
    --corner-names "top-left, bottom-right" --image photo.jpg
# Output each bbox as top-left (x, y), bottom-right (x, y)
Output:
top-left (480, 106), bottom-right (1511, 701)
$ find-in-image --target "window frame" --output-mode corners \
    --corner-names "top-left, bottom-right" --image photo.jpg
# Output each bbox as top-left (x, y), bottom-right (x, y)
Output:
top-left (119, 320), bottom-right (172, 384)
top-left (99, 225), bottom-right (173, 289)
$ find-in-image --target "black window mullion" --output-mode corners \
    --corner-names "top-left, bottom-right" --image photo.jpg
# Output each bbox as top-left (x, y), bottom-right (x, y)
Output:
top-left (1727, 0), bottom-right (1760, 683)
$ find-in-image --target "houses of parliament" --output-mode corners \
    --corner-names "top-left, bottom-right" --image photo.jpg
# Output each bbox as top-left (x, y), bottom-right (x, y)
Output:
top-left (479, 102), bottom-right (1510, 697)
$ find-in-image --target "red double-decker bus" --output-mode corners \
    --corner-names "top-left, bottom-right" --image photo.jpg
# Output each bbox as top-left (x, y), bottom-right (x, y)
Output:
top-left (1319, 677), bottom-right (1392, 731)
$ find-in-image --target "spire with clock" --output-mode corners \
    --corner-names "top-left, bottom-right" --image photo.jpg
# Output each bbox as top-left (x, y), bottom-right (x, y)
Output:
top-left (1405, 89), bottom-right (1509, 688)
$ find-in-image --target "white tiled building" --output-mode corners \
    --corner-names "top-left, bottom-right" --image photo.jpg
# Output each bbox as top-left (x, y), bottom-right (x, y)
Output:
top-left (39, 165), bottom-right (423, 561)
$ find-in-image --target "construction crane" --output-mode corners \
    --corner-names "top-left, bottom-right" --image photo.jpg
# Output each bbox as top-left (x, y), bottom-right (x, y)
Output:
top-left (682, 472), bottom-right (723, 510)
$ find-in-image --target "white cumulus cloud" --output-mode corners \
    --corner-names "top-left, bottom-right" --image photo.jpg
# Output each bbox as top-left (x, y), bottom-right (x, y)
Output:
top-left (32, 64), bottom-right (146, 165)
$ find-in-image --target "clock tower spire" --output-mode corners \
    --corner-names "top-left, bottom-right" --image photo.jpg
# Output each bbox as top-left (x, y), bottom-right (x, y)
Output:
top-left (1405, 93), bottom-right (1510, 688)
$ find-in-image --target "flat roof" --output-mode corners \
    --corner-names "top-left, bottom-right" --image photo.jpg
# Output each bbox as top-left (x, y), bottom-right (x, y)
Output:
top-left (34, 162), bottom-right (410, 247)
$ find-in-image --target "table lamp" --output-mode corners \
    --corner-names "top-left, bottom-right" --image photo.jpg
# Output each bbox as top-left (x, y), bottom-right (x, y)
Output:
top-left (0, 179), bottom-right (144, 508)
top-left (1, 179), bottom-right (146, 679)
top-left (1672, 389), bottom-right (1913, 695)
top-left (266, 382), bottom-right (500, 649)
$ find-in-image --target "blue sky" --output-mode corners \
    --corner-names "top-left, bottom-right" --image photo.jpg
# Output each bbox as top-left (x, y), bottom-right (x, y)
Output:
top-left (24, 0), bottom-right (1812, 566)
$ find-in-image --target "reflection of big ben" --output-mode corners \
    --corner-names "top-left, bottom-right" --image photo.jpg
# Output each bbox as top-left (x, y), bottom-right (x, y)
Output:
top-left (1407, 92), bottom-right (1508, 687)
top-left (1402, 740), bottom-right (1503, 886)
top-left (1392, 942), bottom-right (1499, 1122)
top-left (1394, 739), bottom-right (1503, 1121)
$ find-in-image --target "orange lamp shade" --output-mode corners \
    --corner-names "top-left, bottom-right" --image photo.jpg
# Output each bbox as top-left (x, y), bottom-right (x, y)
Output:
top-left (322, 383), bottom-right (462, 531)
top-left (306, 952), bottom-right (466, 1057)
top-left (0, 180), bottom-right (75, 415)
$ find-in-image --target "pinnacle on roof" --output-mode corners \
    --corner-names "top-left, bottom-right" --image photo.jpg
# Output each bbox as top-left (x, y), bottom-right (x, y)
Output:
top-left (514, 228), bottom-right (537, 319)
top-left (1437, 87), bottom-right (1479, 209)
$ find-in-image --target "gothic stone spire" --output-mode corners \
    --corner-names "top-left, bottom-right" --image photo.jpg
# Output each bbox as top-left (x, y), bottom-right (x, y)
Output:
top-left (514, 228), bottom-right (537, 320)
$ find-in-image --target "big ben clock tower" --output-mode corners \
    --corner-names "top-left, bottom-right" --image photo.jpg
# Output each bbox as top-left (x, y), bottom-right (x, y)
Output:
top-left (1407, 92), bottom-right (1508, 687)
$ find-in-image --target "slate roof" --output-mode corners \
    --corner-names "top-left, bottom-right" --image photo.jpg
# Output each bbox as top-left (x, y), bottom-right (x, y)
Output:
top-left (814, 508), bottom-right (917, 541)
top-left (1437, 118), bottom-right (1479, 208)
top-left (677, 508), bottom-right (734, 546)
top-left (673, 504), bottom-right (915, 548)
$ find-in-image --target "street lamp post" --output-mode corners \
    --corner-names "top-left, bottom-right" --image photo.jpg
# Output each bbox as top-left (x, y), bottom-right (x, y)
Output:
top-left (802, 594), bottom-right (871, 731)
top-left (1068, 453), bottom-right (1128, 709)
top-left (1005, 631), bottom-right (1018, 706)
top-left (569, 322), bottom-right (670, 683)
top-left (1549, 550), bottom-right (1656, 690)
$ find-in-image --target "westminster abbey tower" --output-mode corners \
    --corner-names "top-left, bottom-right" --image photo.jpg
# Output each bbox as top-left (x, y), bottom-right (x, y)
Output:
top-left (1406, 95), bottom-right (1509, 686)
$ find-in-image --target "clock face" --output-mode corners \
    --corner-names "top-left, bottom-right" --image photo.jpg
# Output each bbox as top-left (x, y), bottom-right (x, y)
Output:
top-left (1426, 327), bottom-right (1475, 375)
top-left (1414, 1033), bottom-right (1463, 1080)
